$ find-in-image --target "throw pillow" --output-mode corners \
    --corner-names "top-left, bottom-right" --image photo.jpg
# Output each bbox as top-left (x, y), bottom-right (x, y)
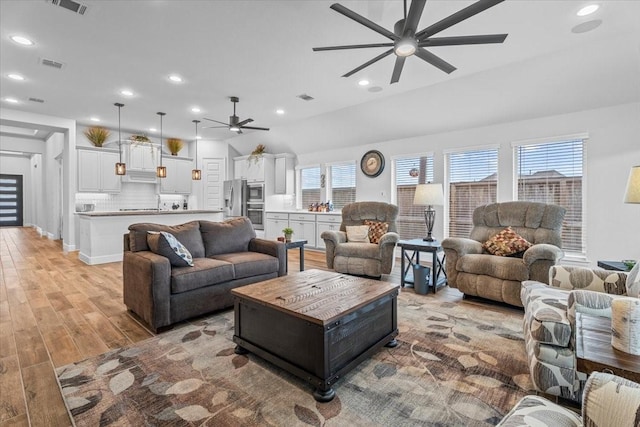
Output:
top-left (346, 225), bottom-right (370, 243)
top-left (364, 220), bottom-right (389, 244)
top-left (626, 261), bottom-right (640, 298)
top-left (147, 231), bottom-right (194, 267)
top-left (482, 227), bottom-right (532, 257)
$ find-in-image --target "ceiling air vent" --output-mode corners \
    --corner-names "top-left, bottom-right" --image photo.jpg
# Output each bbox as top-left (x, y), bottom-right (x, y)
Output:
top-left (28, 97), bottom-right (45, 103)
top-left (40, 58), bottom-right (65, 69)
top-left (297, 94), bottom-right (315, 101)
top-left (47, 0), bottom-right (88, 15)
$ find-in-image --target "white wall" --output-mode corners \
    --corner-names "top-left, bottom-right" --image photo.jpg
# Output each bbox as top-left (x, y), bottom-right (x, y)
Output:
top-left (297, 102), bottom-right (640, 266)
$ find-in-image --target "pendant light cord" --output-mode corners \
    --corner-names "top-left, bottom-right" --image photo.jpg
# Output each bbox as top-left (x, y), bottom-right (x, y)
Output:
top-left (115, 103), bottom-right (124, 163)
top-left (193, 120), bottom-right (200, 169)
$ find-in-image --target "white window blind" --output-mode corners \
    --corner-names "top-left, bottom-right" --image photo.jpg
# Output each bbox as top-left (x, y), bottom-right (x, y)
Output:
top-left (515, 139), bottom-right (585, 254)
top-left (300, 166), bottom-right (322, 209)
top-left (330, 163), bottom-right (356, 210)
top-left (447, 148), bottom-right (498, 238)
top-left (394, 155), bottom-right (434, 240)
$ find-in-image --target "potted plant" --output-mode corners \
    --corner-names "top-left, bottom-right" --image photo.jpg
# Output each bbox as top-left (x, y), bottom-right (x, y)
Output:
top-left (166, 138), bottom-right (183, 156)
top-left (282, 227), bottom-right (294, 242)
top-left (83, 126), bottom-right (111, 147)
top-left (248, 144), bottom-right (266, 164)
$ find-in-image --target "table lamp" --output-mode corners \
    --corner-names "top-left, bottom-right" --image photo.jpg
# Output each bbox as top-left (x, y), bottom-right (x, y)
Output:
top-left (413, 183), bottom-right (444, 242)
top-left (624, 165), bottom-right (640, 203)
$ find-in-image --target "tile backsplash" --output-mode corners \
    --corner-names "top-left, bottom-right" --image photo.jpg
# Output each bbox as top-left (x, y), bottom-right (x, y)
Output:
top-left (75, 183), bottom-right (190, 212)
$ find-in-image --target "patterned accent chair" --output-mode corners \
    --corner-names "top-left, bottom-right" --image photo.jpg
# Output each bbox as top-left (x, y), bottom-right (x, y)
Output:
top-left (497, 372), bottom-right (640, 427)
top-left (442, 201), bottom-right (566, 307)
top-left (320, 202), bottom-right (399, 278)
top-left (521, 264), bottom-right (638, 402)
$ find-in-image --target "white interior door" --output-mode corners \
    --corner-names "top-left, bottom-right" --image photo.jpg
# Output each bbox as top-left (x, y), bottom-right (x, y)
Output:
top-left (203, 158), bottom-right (225, 211)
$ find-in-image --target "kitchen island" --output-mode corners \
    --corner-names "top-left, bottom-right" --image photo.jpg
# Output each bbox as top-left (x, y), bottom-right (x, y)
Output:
top-left (76, 210), bottom-right (224, 265)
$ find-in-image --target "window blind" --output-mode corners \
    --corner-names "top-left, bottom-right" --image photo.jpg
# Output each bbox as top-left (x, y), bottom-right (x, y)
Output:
top-left (515, 139), bottom-right (584, 254)
top-left (300, 167), bottom-right (321, 209)
top-left (330, 163), bottom-right (356, 210)
top-left (447, 149), bottom-right (498, 238)
top-left (394, 155), bottom-right (434, 240)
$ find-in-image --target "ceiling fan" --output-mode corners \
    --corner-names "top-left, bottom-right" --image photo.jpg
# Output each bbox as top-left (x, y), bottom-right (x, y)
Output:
top-left (202, 97), bottom-right (270, 134)
top-left (313, 0), bottom-right (508, 84)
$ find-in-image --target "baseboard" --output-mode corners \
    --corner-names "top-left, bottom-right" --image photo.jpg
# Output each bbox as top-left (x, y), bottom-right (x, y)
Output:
top-left (78, 252), bottom-right (123, 265)
top-left (63, 242), bottom-right (76, 252)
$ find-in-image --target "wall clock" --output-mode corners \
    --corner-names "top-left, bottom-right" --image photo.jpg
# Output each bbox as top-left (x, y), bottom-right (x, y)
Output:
top-left (360, 150), bottom-right (385, 178)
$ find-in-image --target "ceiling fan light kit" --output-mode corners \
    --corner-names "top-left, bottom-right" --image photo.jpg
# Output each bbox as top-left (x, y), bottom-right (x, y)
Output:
top-left (313, 0), bottom-right (508, 84)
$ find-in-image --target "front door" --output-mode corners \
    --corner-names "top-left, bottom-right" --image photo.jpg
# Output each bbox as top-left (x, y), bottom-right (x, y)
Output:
top-left (203, 158), bottom-right (225, 211)
top-left (0, 174), bottom-right (23, 227)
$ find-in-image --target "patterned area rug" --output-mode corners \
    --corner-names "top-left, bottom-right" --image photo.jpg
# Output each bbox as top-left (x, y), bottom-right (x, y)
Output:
top-left (56, 291), bottom-right (533, 426)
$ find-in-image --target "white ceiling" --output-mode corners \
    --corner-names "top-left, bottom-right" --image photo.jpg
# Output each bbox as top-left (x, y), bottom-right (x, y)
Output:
top-left (1, 0), bottom-right (639, 155)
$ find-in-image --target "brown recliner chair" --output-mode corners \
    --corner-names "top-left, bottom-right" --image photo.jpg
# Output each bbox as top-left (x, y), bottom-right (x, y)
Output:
top-left (321, 202), bottom-right (399, 278)
top-left (442, 201), bottom-right (565, 307)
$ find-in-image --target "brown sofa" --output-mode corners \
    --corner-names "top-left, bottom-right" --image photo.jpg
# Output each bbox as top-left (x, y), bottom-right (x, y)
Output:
top-left (123, 217), bottom-right (286, 332)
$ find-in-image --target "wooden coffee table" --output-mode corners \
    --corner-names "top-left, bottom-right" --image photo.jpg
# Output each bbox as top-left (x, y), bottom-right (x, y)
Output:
top-left (231, 269), bottom-right (399, 402)
top-left (575, 313), bottom-right (640, 382)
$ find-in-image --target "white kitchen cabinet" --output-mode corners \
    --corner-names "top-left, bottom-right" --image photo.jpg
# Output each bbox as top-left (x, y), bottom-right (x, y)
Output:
top-left (127, 143), bottom-right (159, 171)
top-left (234, 157), bottom-right (247, 180)
top-left (288, 212), bottom-right (316, 247)
top-left (265, 212), bottom-right (289, 240)
top-left (77, 148), bottom-right (121, 193)
top-left (316, 213), bottom-right (342, 249)
top-left (234, 154), bottom-right (276, 182)
top-left (274, 154), bottom-right (295, 194)
top-left (246, 157), bottom-right (265, 182)
top-left (160, 157), bottom-right (193, 194)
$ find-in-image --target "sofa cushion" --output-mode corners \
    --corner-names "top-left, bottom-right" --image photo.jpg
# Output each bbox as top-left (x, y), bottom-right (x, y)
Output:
top-left (147, 231), bottom-right (194, 267)
top-left (211, 252), bottom-right (279, 280)
top-left (496, 395), bottom-right (582, 427)
top-left (335, 242), bottom-right (380, 259)
top-left (129, 221), bottom-right (205, 257)
top-left (170, 258), bottom-right (234, 294)
top-left (346, 225), bottom-right (370, 243)
top-left (482, 226), bottom-right (532, 256)
top-left (364, 220), bottom-right (389, 244)
top-left (523, 285), bottom-right (572, 347)
top-left (457, 254), bottom-right (529, 281)
top-left (200, 217), bottom-right (256, 256)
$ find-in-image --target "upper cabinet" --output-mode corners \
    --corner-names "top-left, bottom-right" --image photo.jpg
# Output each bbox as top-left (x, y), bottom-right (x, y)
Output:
top-left (234, 154), bottom-right (273, 182)
top-left (274, 154), bottom-right (295, 194)
top-left (127, 142), bottom-right (159, 172)
top-left (77, 147), bottom-right (121, 193)
top-left (160, 157), bottom-right (193, 194)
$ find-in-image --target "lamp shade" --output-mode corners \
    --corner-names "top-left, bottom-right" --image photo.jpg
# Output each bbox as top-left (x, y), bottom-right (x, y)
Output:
top-left (624, 165), bottom-right (640, 204)
top-left (414, 183), bottom-right (444, 206)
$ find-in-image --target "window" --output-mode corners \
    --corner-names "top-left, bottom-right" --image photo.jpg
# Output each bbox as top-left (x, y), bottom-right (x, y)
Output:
top-left (300, 166), bottom-right (321, 209)
top-left (329, 163), bottom-right (356, 210)
top-left (514, 137), bottom-right (585, 254)
top-left (446, 148), bottom-right (498, 238)
top-left (393, 155), bottom-right (434, 240)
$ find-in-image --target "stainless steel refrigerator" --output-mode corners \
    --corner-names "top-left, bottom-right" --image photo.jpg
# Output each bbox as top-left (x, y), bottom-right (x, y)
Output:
top-left (223, 179), bottom-right (247, 218)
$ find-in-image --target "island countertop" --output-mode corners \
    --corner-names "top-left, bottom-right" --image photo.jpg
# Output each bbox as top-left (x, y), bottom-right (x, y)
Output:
top-left (76, 209), bottom-right (223, 217)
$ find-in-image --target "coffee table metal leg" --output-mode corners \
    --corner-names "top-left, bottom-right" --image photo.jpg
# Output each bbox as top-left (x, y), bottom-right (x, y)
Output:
top-left (385, 338), bottom-right (398, 348)
top-left (300, 246), bottom-right (304, 271)
top-left (234, 345), bottom-right (248, 355)
top-left (313, 387), bottom-right (336, 402)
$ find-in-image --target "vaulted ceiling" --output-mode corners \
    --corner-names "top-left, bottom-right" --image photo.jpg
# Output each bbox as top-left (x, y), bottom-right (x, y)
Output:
top-left (1, 1), bottom-right (639, 155)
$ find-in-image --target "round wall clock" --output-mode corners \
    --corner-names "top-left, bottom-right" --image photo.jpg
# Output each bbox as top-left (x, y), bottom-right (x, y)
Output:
top-left (360, 150), bottom-right (385, 177)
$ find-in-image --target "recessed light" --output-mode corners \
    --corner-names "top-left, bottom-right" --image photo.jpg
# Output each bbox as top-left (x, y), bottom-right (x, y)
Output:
top-left (358, 79), bottom-right (370, 86)
top-left (196, 136), bottom-right (202, 139)
top-left (10, 35), bottom-right (34, 46)
top-left (4, 97), bottom-right (19, 103)
top-left (191, 107), bottom-right (201, 113)
top-left (149, 127), bottom-right (157, 132)
top-left (90, 117), bottom-right (100, 122)
top-left (168, 74), bottom-right (183, 83)
top-left (577, 4), bottom-right (599, 16)
top-left (276, 109), bottom-right (285, 115)
top-left (7, 73), bottom-right (25, 81)
top-left (120, 89), bottom-right (134, 96)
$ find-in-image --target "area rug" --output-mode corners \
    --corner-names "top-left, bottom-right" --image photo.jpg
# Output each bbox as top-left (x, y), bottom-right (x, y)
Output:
top-left (56, 291), bottom-right (533, 426)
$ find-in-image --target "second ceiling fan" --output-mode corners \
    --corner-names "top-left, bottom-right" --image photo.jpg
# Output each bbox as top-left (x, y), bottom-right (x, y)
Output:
top-left (313, 0), bottom-right (508, 84)
top-left (203, 97), bottom-right (270, 134)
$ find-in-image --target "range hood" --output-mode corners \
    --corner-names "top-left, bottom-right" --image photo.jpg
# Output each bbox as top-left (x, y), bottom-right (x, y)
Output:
top-left (122, 169), bottom-right (158, 184)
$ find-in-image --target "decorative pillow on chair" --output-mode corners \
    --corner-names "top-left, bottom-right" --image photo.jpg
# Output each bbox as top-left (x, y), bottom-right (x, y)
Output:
top-left (364, 220), bottom-right (389, 244)
top-left (147, 231), bottom-right (194, 267)
top-left (346, 225), bottom-right (370, 243)
top-left (482, 227), bottom-right (532, 257)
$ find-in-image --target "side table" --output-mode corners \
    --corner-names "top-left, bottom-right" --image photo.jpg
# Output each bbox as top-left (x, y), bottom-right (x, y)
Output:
top-left (285, 239), bottom-right (307, 273)
top-left (597, 260), bottom-right (633, 272)
top-left (397, 239), bottom-right (447, 293)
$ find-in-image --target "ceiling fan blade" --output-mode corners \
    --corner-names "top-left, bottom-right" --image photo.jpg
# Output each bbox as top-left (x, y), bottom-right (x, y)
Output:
top-left (342, 48), bottom-right (394, 78)
top-left (414, 47), bottom-right (457, 74)
top-left (390, 56), bottom-right (406, 84)
top-left (416, 0), bottom-right (505, 40)
top-left (313, 42), bottom-right (394, 51)
top-left (202, 117), bottom-right (230, 126)
top-left (330, 3), bottom-right (398, 41)
top-left (237, 118), bottom-right (253, 127)
top-left (419, 34), bottom-right (508, 47)
top-left (241, 126), bottom-right (270, 131)
top-left (202, 126), bottom-right (229, 129)
top-left (403, 0), bottom-right (427, 35)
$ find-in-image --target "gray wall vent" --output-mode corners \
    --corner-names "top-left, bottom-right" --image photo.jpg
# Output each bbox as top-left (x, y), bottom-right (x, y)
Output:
top-left (28, 97), bottom-right (45, 103)
top-left (41, 58), bottom-right (65, 69)
top-left (297, 94), bottom-right (315, 101)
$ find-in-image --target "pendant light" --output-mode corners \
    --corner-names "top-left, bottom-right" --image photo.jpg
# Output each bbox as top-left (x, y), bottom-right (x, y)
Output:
top-left (156, 112), bottom-right (167, 178)
top-left (114, 103), bottom-right (126, 175)
top-left (192, 120), bottom-right (201, 180)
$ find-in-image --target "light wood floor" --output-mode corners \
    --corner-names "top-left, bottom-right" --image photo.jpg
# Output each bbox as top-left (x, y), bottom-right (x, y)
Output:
top-left (0, 226), bottom-right (510, 427)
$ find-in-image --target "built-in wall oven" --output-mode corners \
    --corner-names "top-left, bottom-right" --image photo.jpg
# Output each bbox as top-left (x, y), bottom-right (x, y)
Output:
top-left (246, 202), bottom-right (264, 230)
top-left (247, 183), bottom-right (264, 203)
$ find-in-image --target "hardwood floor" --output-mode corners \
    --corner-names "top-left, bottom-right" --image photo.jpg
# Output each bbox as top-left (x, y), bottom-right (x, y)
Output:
top-left (0, 226), bottom-right (483, 427)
